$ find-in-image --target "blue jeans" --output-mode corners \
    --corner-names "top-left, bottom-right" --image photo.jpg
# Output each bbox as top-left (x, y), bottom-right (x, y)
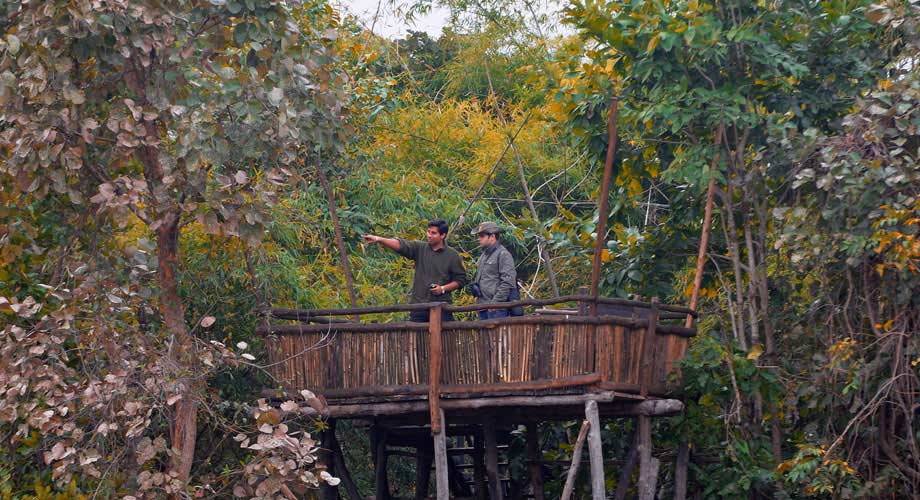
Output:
top-left (478, 308), bottom-right (509, 320)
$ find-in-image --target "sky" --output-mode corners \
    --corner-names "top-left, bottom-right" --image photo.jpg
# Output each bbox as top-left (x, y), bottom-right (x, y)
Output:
top-left (336, 0), bottom-right (452, 39)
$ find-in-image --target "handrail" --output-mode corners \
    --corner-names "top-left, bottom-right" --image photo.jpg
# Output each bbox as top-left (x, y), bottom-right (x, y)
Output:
top-left (255, 315), bottom-right (696, 338)
top-left (268, 294), bottom-right (697, 319)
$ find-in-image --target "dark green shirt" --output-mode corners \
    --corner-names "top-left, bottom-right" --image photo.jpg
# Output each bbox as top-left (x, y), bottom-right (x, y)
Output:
top-left (396, 239), bottom-right (468, 304)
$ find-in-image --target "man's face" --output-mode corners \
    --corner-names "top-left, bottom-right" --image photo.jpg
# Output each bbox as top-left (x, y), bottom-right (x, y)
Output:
top-left (477, 233), bottom-right (496, 248)
top-left (427, 226), bottom-right (446, 246)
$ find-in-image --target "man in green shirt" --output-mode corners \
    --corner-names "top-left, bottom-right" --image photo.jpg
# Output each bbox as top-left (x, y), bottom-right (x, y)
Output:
top-left (363, 218), bottom-right (467, 322)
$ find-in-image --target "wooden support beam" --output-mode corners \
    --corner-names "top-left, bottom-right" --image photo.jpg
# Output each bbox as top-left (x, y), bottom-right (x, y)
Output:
top-left (415, 443), bottom-right (434, 500)
top-left (612, 432), bottom-right (638, 500)
top-left (525, 423), bottom-right (545, 500)
top-left (429, 304), bottom-right (443, 434)
top-left (433, 409), bottom-right (449, 500)
top-left (637, 415), bottom-right (654, 500)
top-left (483, 417), bottom-right (504, 500)
top-left (474, 435), bottom-right (487, 500)
top-left (373, 426), bottom-right (391, 500)
top-left (328, 421), bottom-right (363, 500)
top-left (319, 425), bottom-right (339, 500)
top-left (639, 298), bottom-right (660, 397)
top-left (674, 441), bottom-right (690, 500)
top-left (561, 420), bottom-right (590, 500)
top-left (585, 400), bottom-right (606, 500)
top-left (320, 395), bottom-right (683, 420)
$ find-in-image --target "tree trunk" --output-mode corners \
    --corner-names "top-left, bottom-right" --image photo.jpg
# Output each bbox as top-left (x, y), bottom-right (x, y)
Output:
top-left (316, 165), bottom-right (358, 310)
top-left (157, 216), bottom-right (199, 492)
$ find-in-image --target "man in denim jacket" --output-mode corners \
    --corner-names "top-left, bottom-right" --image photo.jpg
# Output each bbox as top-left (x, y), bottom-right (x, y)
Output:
top-left (470, 222), bottom-right (517, 319)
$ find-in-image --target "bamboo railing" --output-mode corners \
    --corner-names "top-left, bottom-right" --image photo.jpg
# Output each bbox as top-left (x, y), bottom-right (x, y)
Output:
top-left (257, 296), bottom-right (696, 428)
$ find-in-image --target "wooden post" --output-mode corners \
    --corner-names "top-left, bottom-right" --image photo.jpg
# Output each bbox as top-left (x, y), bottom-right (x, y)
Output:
top-left (560, 420), bottom-right (590, 500)
top-left (483, 416), bottom-right (504, 500)
top-left (637, 415), bottom-right (654, 500)
top-left (639, 298), bottom-right (660, 397)
top-left (429, 304), bottom-right (443, 434)
top-left (373, 426), bottom-right (390, 500)
top-left (319, 424), bottom-right (339, 500)
top-left (686, 126), bottom-right (724, 328)
top-left (416, 443), bottom-right (434, 500)
top-left (612, 432), bottom-right (638, 500)
top-left (585, 400), bottom-right (606, 500)
top-left (525, 423), bottom-right (545, 500)
top-left (328, 422), bottom-right (363, 500)
top-left (589, 98), bottom-right (620, 315)
top-left (674, 441), bottom-right (690, 500)
top-left (433, 409), bottom-right (450, 500)
top-left (474, 434), bottom-right (487, 500)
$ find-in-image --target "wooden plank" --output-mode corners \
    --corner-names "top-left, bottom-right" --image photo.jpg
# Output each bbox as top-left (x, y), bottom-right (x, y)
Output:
top-left (429, 305), bottom-right (443, 434)
top-left (560, 420), bottom-right (590, 500)
top-left (585, 400), bottom-right (606, 500)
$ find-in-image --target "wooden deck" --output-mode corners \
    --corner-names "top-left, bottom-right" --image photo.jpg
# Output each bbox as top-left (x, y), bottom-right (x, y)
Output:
top-left (257, 295), bottom-right (696, 416)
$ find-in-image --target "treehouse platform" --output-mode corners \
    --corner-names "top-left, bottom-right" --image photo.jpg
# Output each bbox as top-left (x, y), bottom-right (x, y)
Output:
top-left (257, 295), bottom-right (697, 499)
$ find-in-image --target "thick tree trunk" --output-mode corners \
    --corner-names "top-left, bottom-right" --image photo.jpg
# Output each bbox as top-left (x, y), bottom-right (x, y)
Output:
top-left (157, 216), bottom-right (199, 491)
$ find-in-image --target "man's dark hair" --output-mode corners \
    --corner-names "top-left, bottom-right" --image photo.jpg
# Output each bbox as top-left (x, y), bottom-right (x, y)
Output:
top-left (428, 218), bottom-right (449, 235)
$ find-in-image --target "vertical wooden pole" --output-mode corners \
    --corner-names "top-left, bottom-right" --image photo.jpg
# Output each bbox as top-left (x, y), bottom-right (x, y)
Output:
top-left (474, 434), bottom-right (487, 500)
top-left (639, 298), bottom-right (660, 397)
top-left (685, 127), bottom-right (724, 328)
top-left (429, 304), bottom-right (443, 434)
top-left (612, 432), bottom-right (638, 500)
top-left (560, 420), bottom-right (591, 500)
top-left (319, 424), bottom-right (339, 500)
top-left (483, 416), bottom-right (504, 500)
top-left (328, 421), bottom-right (363, 500)
top-left (416, 442), bottom-right (434, 500)
top-left (637, 415), bottom-right (654, 500)
top-left (674, 441), bottom-right (690, 500)
top-left (585, 400), bottom-right (606, 500)
top-left (525, 423), bottom-right (545, 500)
top-left (373, 426), bottom-right (390, 500)
top-left (433, 409), bottom-right (450, 500)
top-left (589, 98), bottom-right (620, 315)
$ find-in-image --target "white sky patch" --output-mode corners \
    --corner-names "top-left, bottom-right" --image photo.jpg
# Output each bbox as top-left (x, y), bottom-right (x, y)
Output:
top-left (336, 0), bottom-right (452, 39)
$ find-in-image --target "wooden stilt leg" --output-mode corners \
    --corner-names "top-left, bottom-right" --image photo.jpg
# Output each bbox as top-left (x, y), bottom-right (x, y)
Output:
top-left (474, 434), bottom-right (487, 500)
top-left (482, 416), bottom-right (504, 500)
top-left (613, 432), bottom-right (638, 500)
top-left (637, 415), bottom-right (654, 500)
top-left (674, 441), bottom-right (690, 500)
top-left (416, 442), bottom-right (434, 500)
top-left (329, 427), bottom-right (362, 500)
top-left (585, 400), bottom-right (605, 500)
top-left (433, 409), bottom-right (449, 500)
top-left (525, 423), bottom-right (545, 500)
top-left (561, 420), bottom-right (590, 500)
top-left (319, 424), bottom-right (339, 500)
top-left (373, 426), bottom-right (390, 500)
